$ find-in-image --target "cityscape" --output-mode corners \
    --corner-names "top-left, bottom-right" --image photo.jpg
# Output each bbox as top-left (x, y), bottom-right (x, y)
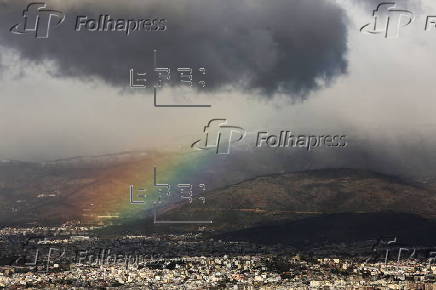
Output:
top-left (0, 225), bottom-right (435, 288)
top-left (2, 0), bottom-right (436, 288)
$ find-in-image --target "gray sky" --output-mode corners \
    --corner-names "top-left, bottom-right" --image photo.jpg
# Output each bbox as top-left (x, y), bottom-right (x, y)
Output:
top-left (0, 0), bottom-right (435, 179)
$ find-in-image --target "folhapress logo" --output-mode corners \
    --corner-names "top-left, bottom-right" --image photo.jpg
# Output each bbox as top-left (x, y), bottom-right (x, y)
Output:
top-left (191, 119), bottom-right (246, 155)
top-left (10, 3), bottom-right (65, 39)
top-left (360, 2), bottom-right (414, 38)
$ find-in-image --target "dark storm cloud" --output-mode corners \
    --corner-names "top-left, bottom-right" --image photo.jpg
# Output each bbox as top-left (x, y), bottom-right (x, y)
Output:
top-left (0, 0), bottom-right (348, 98)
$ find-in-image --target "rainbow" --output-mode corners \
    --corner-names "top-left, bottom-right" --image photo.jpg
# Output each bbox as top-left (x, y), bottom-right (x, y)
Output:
top-left (77, 150), bottom-right (216, 224)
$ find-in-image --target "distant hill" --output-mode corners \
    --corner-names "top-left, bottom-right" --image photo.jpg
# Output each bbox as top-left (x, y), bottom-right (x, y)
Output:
top-left (0, 151), bottom-right (173, 226)
top-left (2, 158), bottom-right (436, 237)
top-left (156, 168), bottom-right (436, 232)
top-left (215, 212), bottom-right (436, 249)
